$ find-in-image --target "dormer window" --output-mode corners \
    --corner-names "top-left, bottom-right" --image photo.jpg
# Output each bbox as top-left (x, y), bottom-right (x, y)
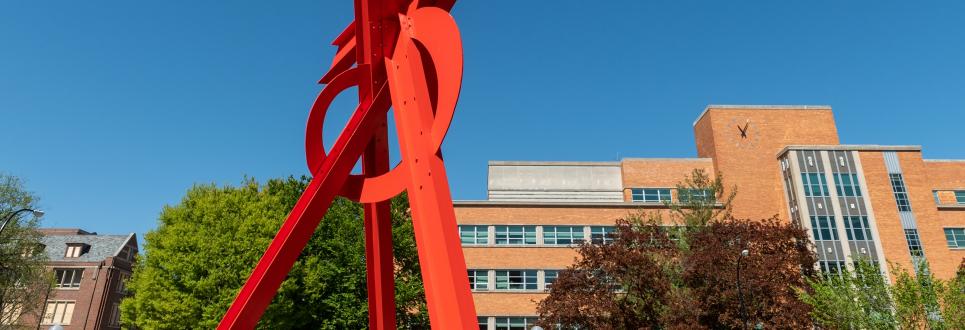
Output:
top-left (65, 243), bottom-right (88, 258)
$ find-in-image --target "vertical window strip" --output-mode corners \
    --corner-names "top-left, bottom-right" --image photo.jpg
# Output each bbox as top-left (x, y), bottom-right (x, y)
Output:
top-left (889, 174), bottom-right (912, 212)
top-left (801, 173), bottom-right (829, 197)
top-left (833, 173), bottom-right (862, 197)
top-left (956, 191), bottom-right (965, 204)
top-left (477, 317), bottom-right (488, 330)
top-left (843, 216), bottom-right (873, 241)
top-left (810, 216), bottom-right (839, 241)
top-left (904, 229), bottom-right (925, 258)
top-left (819, 260), bottom-right (847, 275)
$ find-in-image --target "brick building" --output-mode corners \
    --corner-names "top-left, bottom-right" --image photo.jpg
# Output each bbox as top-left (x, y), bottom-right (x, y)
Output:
top-left (16, 229), bottom-right (137, 329)
top-left (455, 105), bottom-right (965, 329)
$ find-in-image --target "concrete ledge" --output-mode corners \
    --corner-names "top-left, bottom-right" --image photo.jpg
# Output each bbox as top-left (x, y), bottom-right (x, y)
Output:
top-left (938, 205), bottom-right (965, 211)
top-left (925, 159), bottom-right (965, 163)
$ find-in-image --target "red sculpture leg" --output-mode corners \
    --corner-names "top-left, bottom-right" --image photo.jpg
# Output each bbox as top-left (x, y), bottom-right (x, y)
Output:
top-left (217, 80), bottom-right (392, 329)
top-left (219, 0), bottom-right (475, 328)
top-left (385, 6), bottom-right (476, 327)
top-left (362, 131), bottom-right (397, 330)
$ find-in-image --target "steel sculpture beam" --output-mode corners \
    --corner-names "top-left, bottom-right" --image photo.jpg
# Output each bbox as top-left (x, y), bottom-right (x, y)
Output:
top-left (217, 0), bottom-right (476, 328)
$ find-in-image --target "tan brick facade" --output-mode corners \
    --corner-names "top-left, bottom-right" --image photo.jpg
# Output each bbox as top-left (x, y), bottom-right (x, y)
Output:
top-left (457, 105), bottom-right (965, 321)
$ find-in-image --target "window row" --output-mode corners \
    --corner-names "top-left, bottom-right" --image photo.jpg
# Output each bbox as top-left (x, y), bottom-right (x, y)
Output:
top-left (460, 225), bottom-right (615, 246)
top-left (468, 269), bottom-right (559, 292)
top-left (629, 188), bottom-right (715, 203)
top-left (477, 316), bottom-right (537, 330)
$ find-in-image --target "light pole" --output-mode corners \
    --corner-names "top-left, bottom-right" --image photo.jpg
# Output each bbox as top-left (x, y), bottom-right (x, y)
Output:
top-left (0, 208), bottom-right (45, 236)
top-left (737, 248), bottom-right (749, 330)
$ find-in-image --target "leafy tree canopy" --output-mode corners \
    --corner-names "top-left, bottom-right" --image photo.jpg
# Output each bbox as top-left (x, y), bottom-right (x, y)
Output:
top-left (0, 173), bottom-right (49, 328)
top-left (121, 176), bottom-right (428, 329)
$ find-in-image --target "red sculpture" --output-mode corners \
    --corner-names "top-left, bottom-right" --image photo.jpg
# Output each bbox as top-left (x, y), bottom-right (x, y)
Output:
top-left (217, 0), bottom-right (476, 328)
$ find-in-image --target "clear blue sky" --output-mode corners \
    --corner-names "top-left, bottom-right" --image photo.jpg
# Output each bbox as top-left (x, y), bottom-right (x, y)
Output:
top-left (2, 1), bottom-right (964, 238)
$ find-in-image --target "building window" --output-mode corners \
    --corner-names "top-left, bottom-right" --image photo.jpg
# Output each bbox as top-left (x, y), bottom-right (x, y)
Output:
top-left (590, 226), bottom-right (615, 244)
top-left (945, 228), bottom-right (965, 249)
top-left (801, 173), bottom-right (829, 197)
top-left (478, 317), bottom-right (488, 330)
top-left (117, 245), bottom-right (136, 262)
top-left (494, 317), bottom-right (535, 330)
top-left (109, 303), bottom-right (121, 327)
top-left (630, 188), bottom-right (671, 203)
top-left (819, 261), bottom-right (846, 275)
top-left (54, 269), bottom-right (82, 289)
top-left (833, 173), bottom-right (862, 197)
top-left (117, 273), bottom-right (130, 293)
top-left (494, 226), bottom-right (536, 245)
top-left (889, 174), bottom-right (912, 211)
top-left (64, 243), bottom-right (87, 258)
top-left (468, 270), bottom-right (489, 291)
top-left (810, 216), bottom-right (838, 241)
top-left (543, 226), bottom-right (585, 245)
top-left (544, 270), bottom-right (559, 291)
top-left (460, 225), bottom-right (489, 245)
top-left (843, 216), bottom-right (873, 241)
top-left (42, 301), bottom-right (75, 325)
top-left (678, 188), bottom-right (714, 203)
top-left (957, 191), bottom-right (965, 204)
top-left (905, 229), bottom-right (925, 258)
top-left (494, 270), bottom-right (538, 290)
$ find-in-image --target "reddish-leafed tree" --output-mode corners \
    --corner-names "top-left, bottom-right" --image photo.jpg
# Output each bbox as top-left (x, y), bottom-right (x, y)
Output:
top-left (683, 217), bottom-right (817, 329)
top-left (536, 217), bottom-right (681, 329)
top-left (537, 170), bottom-right (817, 329)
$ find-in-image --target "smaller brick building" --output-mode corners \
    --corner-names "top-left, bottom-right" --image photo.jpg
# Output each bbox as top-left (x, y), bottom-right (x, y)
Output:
top-left (17, 228), bottom-right (137, 329)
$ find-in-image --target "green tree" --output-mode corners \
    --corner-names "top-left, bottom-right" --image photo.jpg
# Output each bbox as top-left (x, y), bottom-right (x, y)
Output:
top-left (942, 259), bottom-right (965, 328)
top-left (120, 176), bottom-right (428, 329)
top-left (799, 258), bottom-right (897, 329)
top-left (0, 174), bottom-right (50, 328)
top-left (891, 262), bottom-right (945, 329)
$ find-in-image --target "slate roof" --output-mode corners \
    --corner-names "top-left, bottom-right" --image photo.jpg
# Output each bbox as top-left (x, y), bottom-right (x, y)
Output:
top-left (40, 230), bottom-right (135, 262)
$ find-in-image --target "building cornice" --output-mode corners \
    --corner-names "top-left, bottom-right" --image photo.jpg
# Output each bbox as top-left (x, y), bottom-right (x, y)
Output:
top-left (693, 104), bottom-right (832, 127)
top-left (453, 200), bottom-right (723, 209)
top-left (776, 145), bottom-right (922, 158)
top-left (488, 161), bottom-right (620, 166)
top-left (621, 157), bottom-right (712, 162)
top-left (454, 200), bottom-right (667, 208)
